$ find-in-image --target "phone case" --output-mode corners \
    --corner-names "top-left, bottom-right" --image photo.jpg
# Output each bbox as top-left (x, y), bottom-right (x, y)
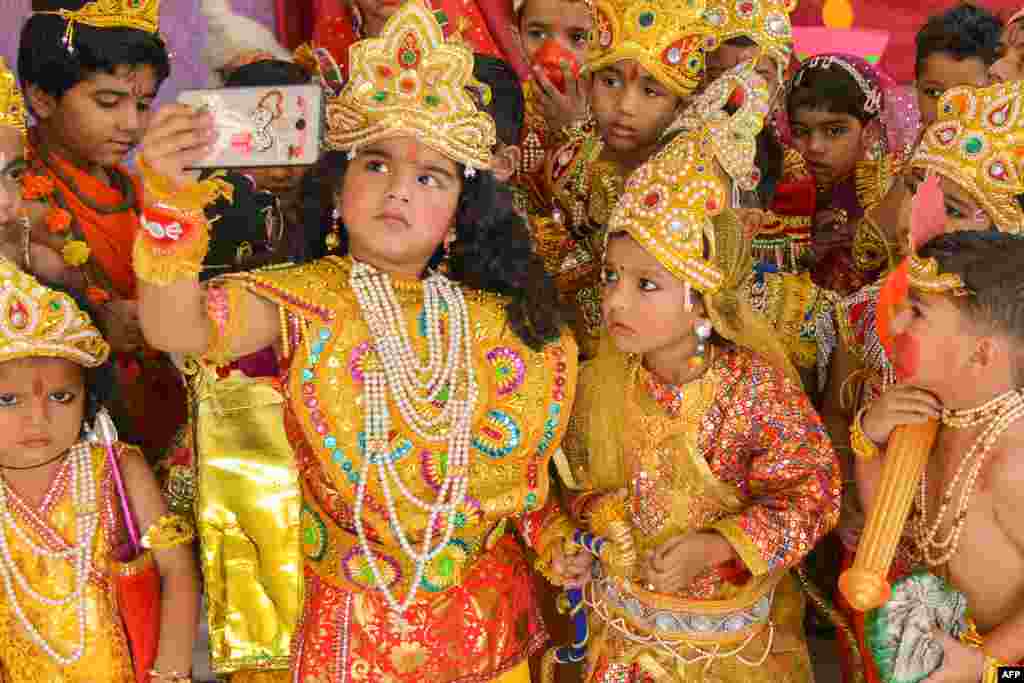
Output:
top-left (177, 84), bottom-right (324, 169)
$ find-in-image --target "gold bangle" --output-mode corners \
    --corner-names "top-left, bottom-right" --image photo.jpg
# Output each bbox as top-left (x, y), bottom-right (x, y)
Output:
top-left (850, 406), bottom-right (881, 461)
top-left (141, 514), bottom-right (196, 550)
top-left (982, 655), bottom-right (1006, 683)
top-left (137, 155), bottom-right (233, 212)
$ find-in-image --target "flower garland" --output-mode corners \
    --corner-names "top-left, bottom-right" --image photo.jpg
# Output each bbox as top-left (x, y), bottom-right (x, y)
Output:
top-left (20, 160), bottom-right (112, 307)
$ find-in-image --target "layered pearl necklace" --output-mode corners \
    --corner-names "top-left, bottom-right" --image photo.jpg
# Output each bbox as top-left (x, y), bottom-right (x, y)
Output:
top-left (913, 388), bottom-right (1024, 567)
top-left (349, 259), bottom-right (478, 616)
top-left (0, 442), bottom-right (98, 665)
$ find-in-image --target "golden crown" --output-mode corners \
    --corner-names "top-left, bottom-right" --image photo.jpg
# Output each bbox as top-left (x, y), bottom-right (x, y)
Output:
top-left (0, 59), bottom-right (26, 135)
top-left (585, 0), bottom-right (719, 99)
top-left (608, 127), bottom-right (728, 294)
top-left (911, 80), bottom-right (1024, 233)
top-left (0, 259), bottom-right (110, 368)
top-left (702, 0), bottom-right (796, 77)
top-left (34, 0), bottom-right (160, 34)
top-left (325, 0), bottom-right (496, 173)
top-left (668, 62), bottom-right (770, 190)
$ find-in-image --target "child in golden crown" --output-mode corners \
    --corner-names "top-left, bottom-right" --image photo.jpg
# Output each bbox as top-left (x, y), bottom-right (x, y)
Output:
top-left (557, 67), bottom-right (840, 683)
top-left (531, 0), bottom-right (719, 357)
top-left (132, 3), bottom-right (589, 681)
top-left (816, 79), bottom-right (1024, 683)
top-left (0, 260), bottom-right (198, 682)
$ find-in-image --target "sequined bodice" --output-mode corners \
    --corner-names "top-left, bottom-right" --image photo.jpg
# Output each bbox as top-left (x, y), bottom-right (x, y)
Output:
top-left (233, 257), bottom-right (577, 597)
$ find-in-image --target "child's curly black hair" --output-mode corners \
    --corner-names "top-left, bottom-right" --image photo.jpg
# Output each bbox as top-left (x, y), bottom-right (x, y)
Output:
top-left (301, 149), bottom-right (568, 350)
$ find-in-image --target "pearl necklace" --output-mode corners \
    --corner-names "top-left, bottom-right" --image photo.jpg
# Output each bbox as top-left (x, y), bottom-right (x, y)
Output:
top-left (349, 260), bottom-right (478, 617)
top-left (914, 388), bottom-right (1024, 567)
top-left (0, 442), bottom-right (98, 665)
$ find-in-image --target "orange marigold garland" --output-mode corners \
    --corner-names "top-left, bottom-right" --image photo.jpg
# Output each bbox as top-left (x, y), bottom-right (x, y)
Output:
top-left (18, 163), bottom-right (112, 302)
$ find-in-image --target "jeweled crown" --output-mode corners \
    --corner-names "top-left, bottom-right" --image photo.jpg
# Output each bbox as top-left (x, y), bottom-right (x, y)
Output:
top-left (0, 59), bottom-right (26, 135)
top-left (0, 259), bottom-right (110, 368)
top-left (911, 80), bottom-right (1024, 233)
top-left (669, 62), bottom-right (770, 190)
top-left (608, 126), bottom-right (728, 294)
top-left (702, 0), bottom-right (796, 78)
top-left (33, 0), bottom-right (161, 34)
top-left (325, 0), bottom-right (496, 173)
top-left (585, 0), bottom-right (719, 99)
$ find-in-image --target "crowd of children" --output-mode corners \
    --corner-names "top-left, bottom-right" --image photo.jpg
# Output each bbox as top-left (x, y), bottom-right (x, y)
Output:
top-left (0, 0), bottom-right (1023, 682)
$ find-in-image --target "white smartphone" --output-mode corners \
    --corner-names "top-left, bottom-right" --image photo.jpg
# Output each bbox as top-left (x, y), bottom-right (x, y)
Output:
top-left (177, 84), bottom-right (324, 169)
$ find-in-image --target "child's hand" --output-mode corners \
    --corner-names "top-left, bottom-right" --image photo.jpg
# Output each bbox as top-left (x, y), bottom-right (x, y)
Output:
top-left (639, 534), bottom-right (706, 594)
top-left (550, 541), bottom-right (594, 588)
top-left (923, 629), bottom-right (984, 683)
top-left (139, 104), bottom-right (217, 190)
top-left (862, 384), bottom-right (941, 445)
top-left (533, 63), bottom-right (590, 135)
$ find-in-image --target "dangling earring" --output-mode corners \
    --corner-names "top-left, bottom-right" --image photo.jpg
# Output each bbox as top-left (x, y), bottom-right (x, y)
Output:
top-left (689, 318), bottom-right (713, 370)
top-left (326, 206), bottom-right (342, 252)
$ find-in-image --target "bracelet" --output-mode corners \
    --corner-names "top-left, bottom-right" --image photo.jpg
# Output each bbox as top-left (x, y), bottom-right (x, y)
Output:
top-left (982, 655), bottom-right (1006, 683)
top-left (141, 514), bottom-right (196, 550)
top-left (137, 156), bottom-right (233, 212)
top-left (850, 406), bottom-right (881, 461)
top-left (148, 668), bottom-right (191, 683)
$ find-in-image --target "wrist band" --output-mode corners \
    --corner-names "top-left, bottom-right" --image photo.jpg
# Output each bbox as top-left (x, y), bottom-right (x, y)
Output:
top-left (850, 406), bottom-right (881, 461)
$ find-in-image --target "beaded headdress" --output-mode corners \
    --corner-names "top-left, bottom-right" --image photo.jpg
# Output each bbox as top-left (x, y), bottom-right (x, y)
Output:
top-left (585, 0), bottom-right (719, 99)
top-left (702, 0), bottom-right (796, 78)
top-left (33, 0), bottom-right (161, 53)
top-left (608, 126), bottom-right (729, 294)
top-left (324, 0), bottom-right (496, 174)
top-left (911, 80), bottom-right (1024, 233)
top-left (0, 258), bottom-right (110, 368)
top-left (0, 59), bottom-right (26, 135)
top-left (668, 62), bottom-right (770, 191)
top-left (790, 53), bottom-right (882, 115)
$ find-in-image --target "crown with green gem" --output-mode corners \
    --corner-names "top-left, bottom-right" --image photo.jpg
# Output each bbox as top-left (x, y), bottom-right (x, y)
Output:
top-left (912, 80), bottom-right (1024, 233)
top-left (0, 258), bottom-right (110, 368)
top-left (585, 0), bottom-right (719, 99)
top-left (0, 59), bottom-right (26, 135)
top-left (324, 0), bottom-right (496, 173)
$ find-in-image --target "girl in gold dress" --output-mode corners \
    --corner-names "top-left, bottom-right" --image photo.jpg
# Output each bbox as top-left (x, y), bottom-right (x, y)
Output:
top-left (560, 69), bottom-right (841, 683)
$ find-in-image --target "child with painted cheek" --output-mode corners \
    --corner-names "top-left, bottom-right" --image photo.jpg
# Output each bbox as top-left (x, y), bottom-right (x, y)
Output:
top-left (513, 0), bottom-right (593, 182)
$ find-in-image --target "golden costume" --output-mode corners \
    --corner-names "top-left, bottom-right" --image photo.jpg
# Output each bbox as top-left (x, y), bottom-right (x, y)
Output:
top-left (0, 256), bottom-right (134, 681)
top-left (534, 0), bottom-right (717, 356)
top-left (562, 89), bottom-right (840, 683)
top-left (133, 3), bottom-right (581, 681)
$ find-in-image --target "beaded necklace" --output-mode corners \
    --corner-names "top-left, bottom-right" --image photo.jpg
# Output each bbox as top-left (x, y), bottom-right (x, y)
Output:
top-left (913, 388), bottom-right (1024, 566)
top-left (0, 441), bottom-right (98, 665)
top-left (349, 259), bottom-right (478, 618)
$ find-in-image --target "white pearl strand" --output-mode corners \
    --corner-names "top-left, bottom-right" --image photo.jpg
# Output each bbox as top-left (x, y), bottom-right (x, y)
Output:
top-left (349, 260), bottom-right (478, 617)
top-left (914, 389), bottom-right (1024, 567)
top-left (0, 442), bottom-right (98, 665)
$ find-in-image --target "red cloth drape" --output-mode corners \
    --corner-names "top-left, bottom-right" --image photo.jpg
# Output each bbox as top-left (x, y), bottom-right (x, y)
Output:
top-left (275, 0), bottom-right (529, 80)
top-left (792, 0), bottom-right (1023, 84)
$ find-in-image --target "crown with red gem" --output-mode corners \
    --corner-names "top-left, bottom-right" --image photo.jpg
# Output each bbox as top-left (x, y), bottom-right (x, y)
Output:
top-left (667, 62), bottom-right (770, 190)
top-left (0, 258), bottom-right (110, 368)
top-left (324, 0), bottom-right (496, 173)
top-left (585, 0), bottom-right (719, 99)
top-left (702, 0), bottom-right (796, 81)
top-left (912, 80), bottom-right (1024, 233)
top-left (33, 0), bottom-right (160, 34)
top-left (607, 123), bottom-right (729, 294)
